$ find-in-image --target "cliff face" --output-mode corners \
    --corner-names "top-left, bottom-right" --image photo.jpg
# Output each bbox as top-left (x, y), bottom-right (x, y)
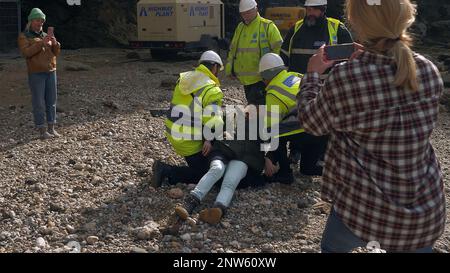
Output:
top-left (20, 0), bottom-right (449, 49)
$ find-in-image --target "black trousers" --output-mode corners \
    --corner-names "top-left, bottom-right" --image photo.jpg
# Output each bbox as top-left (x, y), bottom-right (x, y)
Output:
top-left (271, 133), bottom-right (329, 176)
top-left (244, 81), bottom-right (266, 106)
top-left (168, 152), bottom-right (209, 185)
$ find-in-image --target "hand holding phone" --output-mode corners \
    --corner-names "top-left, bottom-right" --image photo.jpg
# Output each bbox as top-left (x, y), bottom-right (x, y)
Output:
top-left (306, 46), bottom-right (336, 74)
top-left (47, 27), bottom-right (54, 37)
top-left (324, 43), bottom-right (355, 61)
top-left (43, 35), bottom-right (53, 47)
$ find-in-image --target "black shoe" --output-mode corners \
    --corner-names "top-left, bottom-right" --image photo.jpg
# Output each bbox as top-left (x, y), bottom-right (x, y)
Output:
top-left (270, 172), bottom-right (294, 184)
top-left (289, 152), bottom-right (301, 164)
top-left (175, 194), bottom-right (200, 220)
top-left (151, 160), bottom-right (171, 188)
top-left (300, 166), bottom-right (323, 177)
top-left (213, 202), bottom-right (227, 216)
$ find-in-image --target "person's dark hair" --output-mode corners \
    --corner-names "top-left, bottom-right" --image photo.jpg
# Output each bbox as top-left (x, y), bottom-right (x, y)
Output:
top-left (200, 61), bottom-right (219, 72)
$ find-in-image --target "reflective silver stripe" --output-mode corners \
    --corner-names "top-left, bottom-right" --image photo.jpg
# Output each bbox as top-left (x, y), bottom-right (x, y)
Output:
top-left (280, 48), bottom-right (290, 57)
top-left (267, 85), bottom-right (297, 101)
top-left (165, 125), bottom-right (191, 139)
top-left (194, 86), bottom-right (208, 97)
top-left (235, 71), bottom-right (259, 77)
top-left (193, 97), bottom-right (203, 108)
top-left (204, 104), bottom-right (221, 113)
top-left (236, 48), bottom-right (260, 53)
top-left (266, 111), bottom-right (280, 116)
top-left (290, 48), bottom-right (317, 55)
top-left (166, 125), bottom-right (202, 140)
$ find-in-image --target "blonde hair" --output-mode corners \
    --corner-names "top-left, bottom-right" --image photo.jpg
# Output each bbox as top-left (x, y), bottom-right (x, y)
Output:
top-left (25, 22), bottom-right (31, 32)
top-left (346, 0), bottom-right (418, 91)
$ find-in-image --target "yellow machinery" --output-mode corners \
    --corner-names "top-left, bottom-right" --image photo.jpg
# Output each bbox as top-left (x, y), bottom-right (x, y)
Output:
top-left (265, 6), bottom-right (306, 36)
top-left (130, 0), bottom-right (225, 59)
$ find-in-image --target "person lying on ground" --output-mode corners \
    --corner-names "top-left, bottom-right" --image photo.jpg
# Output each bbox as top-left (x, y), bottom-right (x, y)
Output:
top-left (174, 106), bottom-right (268, 225)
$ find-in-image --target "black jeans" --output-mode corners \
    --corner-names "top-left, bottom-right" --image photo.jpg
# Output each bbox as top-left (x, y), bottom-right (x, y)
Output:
top-left (271, 133), bottom-right (329, 176)
top-left (168, 152), bottom-right (209, 185)
top-left (244, 81), bottom-right (266, 106)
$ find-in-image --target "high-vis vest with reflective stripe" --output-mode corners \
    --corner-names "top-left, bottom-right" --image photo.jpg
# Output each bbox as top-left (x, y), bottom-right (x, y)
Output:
top-left (265, 70), bottom-right (305, 137)
top-left (165, 66), bottom-right (224, 157)
top-left (226, 14), bottom-right (283, 86)
top-left (286, 17), bottom-right (340, 57)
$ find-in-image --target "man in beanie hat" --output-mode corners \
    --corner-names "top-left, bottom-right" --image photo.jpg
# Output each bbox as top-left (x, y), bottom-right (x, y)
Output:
top-left (18, 8), bottom-right (62, 139)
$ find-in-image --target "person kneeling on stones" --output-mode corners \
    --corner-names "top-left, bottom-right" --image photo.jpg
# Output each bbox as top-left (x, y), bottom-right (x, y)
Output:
top-left (174, 106), bottom-right (268, 225)
top-left (152, 51), bottom-right (225, 187)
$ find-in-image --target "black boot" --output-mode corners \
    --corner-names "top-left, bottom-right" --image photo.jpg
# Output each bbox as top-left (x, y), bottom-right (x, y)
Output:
top-left (175, 194), bottom-right (200, 220)
top-left (270, 171), bottom-right (294, 184)
top-left (151, 161), bottom-right (171, 188)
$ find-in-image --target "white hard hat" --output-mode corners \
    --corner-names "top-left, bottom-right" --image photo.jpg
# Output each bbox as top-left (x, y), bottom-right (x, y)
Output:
top-left (304, 0), bottom-right (327, 7)
top-left (259, 53), bottom-right (285, 73)
top-left (199, 50), bottom-right (224, 70)
top-left (239, 0), bottom-right (257, 13)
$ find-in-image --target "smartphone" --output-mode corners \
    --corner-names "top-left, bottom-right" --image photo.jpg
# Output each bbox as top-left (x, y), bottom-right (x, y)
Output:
top-left (324, 43), bottom-right (355, 61)
top-left (47, 27), bottom-right (54, 37)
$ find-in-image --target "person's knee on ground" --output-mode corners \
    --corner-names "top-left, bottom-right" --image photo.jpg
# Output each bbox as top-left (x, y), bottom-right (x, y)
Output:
top-left (151, 160), bottom-right (173, 188)
top-left (299, 135), bottom-right (328, 176)
top-left (300, 152), bottom-right (324, 176)
top-left (266, 157), bottom-right (294, 184)
top-left (300, 164), bottom-right (323, 176)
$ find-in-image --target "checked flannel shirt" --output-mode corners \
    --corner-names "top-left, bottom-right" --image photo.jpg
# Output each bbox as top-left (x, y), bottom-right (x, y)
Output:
top-left (298, 50), bottom-right (446, 251)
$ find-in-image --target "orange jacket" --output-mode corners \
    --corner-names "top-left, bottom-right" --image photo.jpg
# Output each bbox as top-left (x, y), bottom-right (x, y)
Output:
top-left (18, 31), bottom-right (61, 74)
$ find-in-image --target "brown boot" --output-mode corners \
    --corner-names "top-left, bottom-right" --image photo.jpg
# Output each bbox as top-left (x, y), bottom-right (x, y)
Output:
top-left (199, 203), bottom-right (226, 225)
top-left (47, 124), bottom-right (61, 138)
top-left (175, 194), bottom-right (200, 220)
top-left (39, 127), bottom-right (53, 140)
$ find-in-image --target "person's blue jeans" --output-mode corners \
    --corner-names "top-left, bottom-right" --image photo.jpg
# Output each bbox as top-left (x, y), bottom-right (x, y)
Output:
top-left (28, 71), bottom-right (57, 128)
top-left (321, 208), bottom-right (434, 253)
